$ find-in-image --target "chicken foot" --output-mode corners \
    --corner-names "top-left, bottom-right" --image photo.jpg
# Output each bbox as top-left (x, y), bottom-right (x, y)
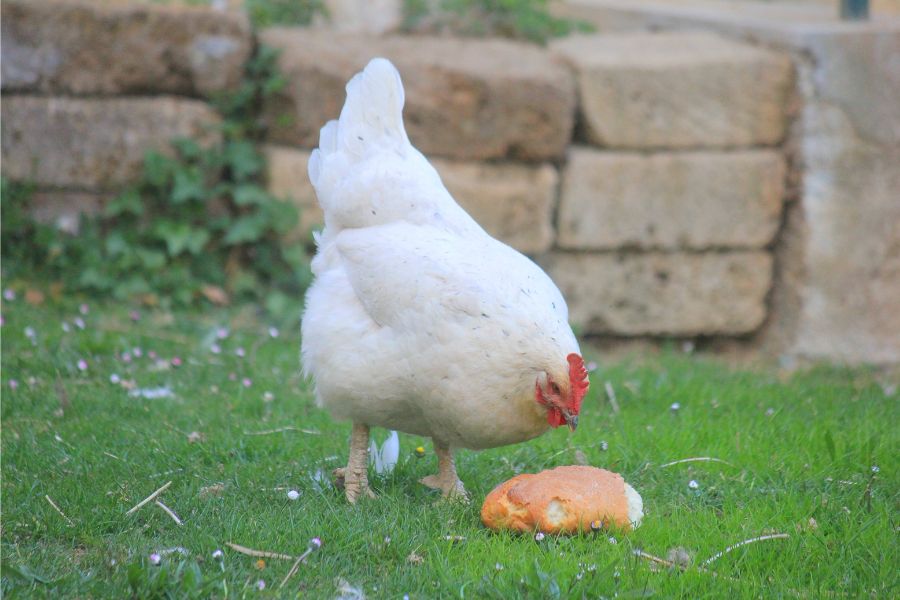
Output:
top-left (333, 422), bottom-right (376, 504)
top-left (420, 442), bottom-right (468, 501)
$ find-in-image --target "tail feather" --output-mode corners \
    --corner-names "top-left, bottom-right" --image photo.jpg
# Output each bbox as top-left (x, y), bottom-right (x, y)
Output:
top-left (336, 58), bottom-right (408, 155)
top-left (307, 58), bottom-right (408, 194)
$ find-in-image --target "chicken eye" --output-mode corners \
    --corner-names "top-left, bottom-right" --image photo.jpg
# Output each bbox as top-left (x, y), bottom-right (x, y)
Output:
top-left (550, 382), bottom-right (560, 395)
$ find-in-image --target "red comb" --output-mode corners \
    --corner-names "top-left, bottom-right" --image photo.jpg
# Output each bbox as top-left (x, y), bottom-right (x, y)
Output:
top-left (567, 353), bottom-right (590, 412)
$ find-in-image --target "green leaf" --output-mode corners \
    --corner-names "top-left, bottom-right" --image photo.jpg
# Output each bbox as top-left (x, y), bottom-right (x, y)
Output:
top-left (105, 189), bottom-right (144, 218)
top-left (143, 151), bottom-right (176, 190)
top-left (135, 248), bottom-right (167, 269)
top-left (223, 214), bottom-right (268, 245)
top-left (154, 221), bottom-right (196, 256)
top-left (223, 141), bottom-right (262, 181)
top-left (171, 167), bottom-right (207, 204)
top-left (233, 184), bottom-right (271, 206)
top-left (264, 199), bottom-right (299, 233)
top-left (172, 137), bottom-right (202, 161)
top-left (105, 232), bottom-right (130, 256)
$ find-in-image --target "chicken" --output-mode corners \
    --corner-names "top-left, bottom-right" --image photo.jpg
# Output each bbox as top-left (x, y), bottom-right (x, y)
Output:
top-left (301, 58), bottom-right (590, 503)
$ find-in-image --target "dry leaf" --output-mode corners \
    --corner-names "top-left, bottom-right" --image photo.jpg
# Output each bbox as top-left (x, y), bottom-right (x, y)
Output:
top-left (406, 551), bottom-right (424, 565)
top-left (25, 289), bottom-right (45, 305)
top-left (200, 483), bottom-right (225, 497)
top-left (201, 285), bottom-right (230, 306)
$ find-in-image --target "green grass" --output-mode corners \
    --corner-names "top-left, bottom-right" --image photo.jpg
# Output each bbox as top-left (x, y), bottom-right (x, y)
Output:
top-left (1, 299), bottom-right (897, 598)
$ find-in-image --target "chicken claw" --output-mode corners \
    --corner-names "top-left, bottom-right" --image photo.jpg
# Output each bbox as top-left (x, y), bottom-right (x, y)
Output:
top-left (419, 443), bottom-right (468, 502)
top-left (336, 423), bottom-right (376, 504)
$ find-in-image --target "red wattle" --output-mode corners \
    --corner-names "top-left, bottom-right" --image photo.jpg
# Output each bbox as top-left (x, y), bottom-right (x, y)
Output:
top-left (546, 407), bottom-right (565, 428)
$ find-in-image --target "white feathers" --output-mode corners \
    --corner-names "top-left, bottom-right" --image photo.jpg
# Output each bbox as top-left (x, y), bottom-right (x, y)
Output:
top-left (369, 430), bottom-right (399, 475)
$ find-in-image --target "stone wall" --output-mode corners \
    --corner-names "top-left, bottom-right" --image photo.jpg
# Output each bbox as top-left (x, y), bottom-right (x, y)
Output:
top-left (552, 0), bottom-right (900, 364)
top-left (3, 0), bottom-right (893, 364)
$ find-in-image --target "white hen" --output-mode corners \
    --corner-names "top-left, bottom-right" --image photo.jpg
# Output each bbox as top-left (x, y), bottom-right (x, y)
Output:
top-left (301, 58), bottom-right (589, 503)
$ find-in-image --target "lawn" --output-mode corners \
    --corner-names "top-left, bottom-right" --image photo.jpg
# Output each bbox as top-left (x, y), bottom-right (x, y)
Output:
top-left (1, 298), bottom-right (897, 598)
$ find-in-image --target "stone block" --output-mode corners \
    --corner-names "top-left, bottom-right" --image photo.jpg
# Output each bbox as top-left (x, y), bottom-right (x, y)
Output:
top-left (432, 159), bottom-right (557, 254)
top-left (28, 190), bottom-right (107, 234)
top-left (1, 0), bottom-right (252, 97)
top-left (1, 96), bottom-right (221, 189)
top-left (550, 32), bottom-right (794, 149)
top-left (263, 145), bottom-right (557, 253)
top-left (263, 145), bottom-right (322, 241)
top-left (260, 28), bottom-right (575, 161)
top-left (543, 251), bottom-right (773, 335)
top-left (558, 147), bottom-right (786, 250)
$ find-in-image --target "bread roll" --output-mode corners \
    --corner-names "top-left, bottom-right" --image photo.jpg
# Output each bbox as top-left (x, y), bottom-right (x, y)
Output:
top-left (481, 465), bottom-right (643, 534)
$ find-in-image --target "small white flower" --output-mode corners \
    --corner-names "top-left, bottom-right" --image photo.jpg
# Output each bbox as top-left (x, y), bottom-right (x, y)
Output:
top-left (210, 343), bottom-right (222, 354)
top-left (9, 379), bottom-right (19, 390)
top-left (495, 563), bottom-right (503, 571)
top-left (576, 572), bottom-right (584, 580)
top-left (212, 549), bottom-right (224, 560)
top-left (268, 327), bottom-right (279, 338)
top-left (263, 391), bottom-right (274, 402)
top-left (3, 289), bottom-right (16, 301)
top-left (534, 532), bottom-right (545, 542)
top-left (62, 322), bottom-right (71, 332)
top-left (110, 374), bottom-right (121, 384)
top-left (149, 553), bottom-right (161, 565)
top-left (73, 317), bottom-right (85, 330)
top-left (25, 326), bottom-right (36, 339)
top-left (871, 465), bottom-right (880, 474)
top-left (309, 537), bottom-right (322, 549)
top-left (688, 479), bottom-right (699, 490)
top-left (765, 407), bottom-right (775, 417)
top-left (287, 490), bottom-right (300, 500)
top-left (216, 327), bottom-right (229, 339)
top-left (256, 579), bottom-right (265, 591)
top-left (79, 303), bottom-right (90, 315)
top-left (670, 402), bottom-right (681, 413)
top-left (235, 347), bottom-right (246, 358)
top-left (599, 440), bottom-right (609, 451)
top-left (608, 536), bottom-right (617, 545)
top-left (132, 347), bottom-right (142, 358)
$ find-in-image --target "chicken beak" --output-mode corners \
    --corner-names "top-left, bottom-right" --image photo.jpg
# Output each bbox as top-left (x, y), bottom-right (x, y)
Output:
top-left (564, 412), bottom-right (578, 432)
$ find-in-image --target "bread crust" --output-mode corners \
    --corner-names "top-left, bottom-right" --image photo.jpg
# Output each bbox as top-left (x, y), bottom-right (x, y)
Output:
top-left (481, 466), bottom-right (633, 533)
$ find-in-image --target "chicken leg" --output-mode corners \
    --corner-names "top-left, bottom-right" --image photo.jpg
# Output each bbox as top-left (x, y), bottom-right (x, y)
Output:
top-left (419, 442), bottom-right (467, 500)
top-left (333, 422), bottom-right (376, 504)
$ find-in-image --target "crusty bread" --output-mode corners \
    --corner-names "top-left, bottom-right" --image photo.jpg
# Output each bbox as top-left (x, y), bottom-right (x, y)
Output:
top-left (481, 465), bottom-right (642, 534)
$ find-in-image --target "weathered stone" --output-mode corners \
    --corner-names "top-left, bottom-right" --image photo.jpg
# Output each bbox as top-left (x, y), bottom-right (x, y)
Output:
top-left (550, 32), bottom-right (794, 149)
top-left (1, 96), bottom-right (221, 189)
top-left (432, 159), bottom-right (557, 254)
top-left (1, 0), bottom-right (252, 97)
top-left (28, 190), bottom-right (107, 234)
top-left (558, 147), bottom-right (786, 250)
top-left (263, 145), bottom-right (321, 241)
top-left (543, 252), bottom-right (773, 335)
top-left (260, 29), bottom-right (575, 161)
top-left (789, 40), bottom-right (900, 364)
top-left (319, 0), bottom-right (402, 34)
top-left (263, 145), bottom-right (557, 253)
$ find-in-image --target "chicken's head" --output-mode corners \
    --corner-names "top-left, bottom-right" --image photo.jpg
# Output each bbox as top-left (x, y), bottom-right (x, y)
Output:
top-left (535, 353), bottom-right (590, 431)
